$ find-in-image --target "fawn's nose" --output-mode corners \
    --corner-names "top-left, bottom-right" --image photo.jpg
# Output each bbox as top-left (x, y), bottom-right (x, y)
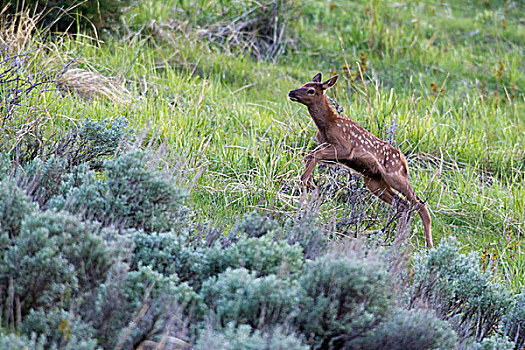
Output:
top-left (288, 90), bottom-right (299, 101)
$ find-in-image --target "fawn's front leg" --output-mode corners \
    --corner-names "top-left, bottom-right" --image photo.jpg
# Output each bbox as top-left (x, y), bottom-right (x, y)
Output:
top-left (301, 145), bottom-right (351, 187)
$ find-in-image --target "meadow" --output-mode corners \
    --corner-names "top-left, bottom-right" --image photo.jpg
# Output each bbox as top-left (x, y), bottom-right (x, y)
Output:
top-left (0, 0), bottom-right (524, 348)
top-left (79, 0), bottom-right (525, 284)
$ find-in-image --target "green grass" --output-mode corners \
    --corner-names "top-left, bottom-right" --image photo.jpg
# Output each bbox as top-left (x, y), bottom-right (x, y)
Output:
top-left (2, 0), bottom-right (524, 288)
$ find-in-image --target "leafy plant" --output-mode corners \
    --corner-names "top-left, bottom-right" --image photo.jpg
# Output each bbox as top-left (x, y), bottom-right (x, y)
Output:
top-left (358, 308), bottom-right (459, 350)
top-left (51, 150), bottom-right (187, 232)
top-left (409, 238), bottom-right (513, 341)
top-left (21, 308), bottom-right (98, 350)
top-left (0, 210), bottom-right (111, 315)
top-left (203, 233), bottom-right (304, 282)
top-left (0, 180), bottom-right (37, 237)
top-left (195, 322), bottom-right (309, 350)
top-left (295, 254), bottom-right (392, 349)
top-left (201, 268), bottom-right (298, 329)
top-left (504, 292), bottom-right (525, 349)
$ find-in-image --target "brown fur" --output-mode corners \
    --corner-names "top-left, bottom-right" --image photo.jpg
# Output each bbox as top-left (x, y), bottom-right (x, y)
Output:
top-left (289, 73), bottom-right (433, 248)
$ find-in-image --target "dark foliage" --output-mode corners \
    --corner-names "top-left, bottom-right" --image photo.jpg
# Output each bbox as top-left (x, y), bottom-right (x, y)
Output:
top-left (504, 292), bottom-right (525, 349)
top-left (1, 0), bottom-right (132, 33)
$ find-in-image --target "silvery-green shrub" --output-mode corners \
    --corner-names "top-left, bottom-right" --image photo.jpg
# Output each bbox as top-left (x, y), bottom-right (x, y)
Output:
top-left (203, 234), bottom-right (304, 283)
top-left (1, 211), bottom-right (110, 314)
top-left (195, 323), bottom-right (309, 350)
top-left (472, 334), bottom-right (515, 350)
top-left (0, 180), bottom-right (36, 237)
top-left (0, 332), bottom-right (47, 350)
top-left (235, 211), bottom-right (281, 238)
top-left (409, 238), bottom-right (513, 341)
top-left (21, 308), bottom-right (98, 350)
top-left (51, 151), bottom-right (186, 232)
top-left (358, 308), bottom-right (458, 350)
top-left (201, 268), bottom-right (298, 329)
top-left (504, 292), bottom-right (525, 349)
top-left (131, 230), bottom-right (206, 284)
top-left (89, 265), bottom-right (204, 349)
top-left (295, 255), bottom-right (391, 349)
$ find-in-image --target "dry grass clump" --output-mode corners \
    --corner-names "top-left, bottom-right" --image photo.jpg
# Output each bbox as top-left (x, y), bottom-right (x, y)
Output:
top-left (56, 67), bottom-right (132, 104)
top-left (0, 7), bottom-right (40, 56)
top-left (196, 0), bottom-right (297, 62)
top-left (135, 1), bottom-right (297, 63)
top-left (0, 7), bottom-right (132, 105)
top-left (0, 9), bottom-right (133, 164)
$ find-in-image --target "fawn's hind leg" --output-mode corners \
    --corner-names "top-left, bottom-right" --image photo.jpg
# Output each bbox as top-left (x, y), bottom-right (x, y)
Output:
top-left (381, 173), bottom-right (433, 248)
top-left (363, 177), bottom-right (408, 211)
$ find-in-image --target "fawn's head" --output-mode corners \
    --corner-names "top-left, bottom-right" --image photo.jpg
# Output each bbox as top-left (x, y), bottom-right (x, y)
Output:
top-left (288, 73), bottom-right (338, 106)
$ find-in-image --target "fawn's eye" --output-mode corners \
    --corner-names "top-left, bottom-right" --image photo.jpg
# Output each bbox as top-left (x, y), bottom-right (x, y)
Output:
top-left (308, 89), bottom-right (315, 95)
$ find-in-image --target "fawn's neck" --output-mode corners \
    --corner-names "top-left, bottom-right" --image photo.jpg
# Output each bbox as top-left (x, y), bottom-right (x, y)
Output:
top-left (307, 95), bottom-right (339, 132)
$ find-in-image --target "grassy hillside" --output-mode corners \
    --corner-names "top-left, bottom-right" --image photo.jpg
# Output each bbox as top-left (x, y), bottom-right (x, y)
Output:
top-left (2, 0), bottom-right (524, 286)
top-left (131, 0), bottom-right (523, 285)
top-left (1, 1), bottom-right (525, 348)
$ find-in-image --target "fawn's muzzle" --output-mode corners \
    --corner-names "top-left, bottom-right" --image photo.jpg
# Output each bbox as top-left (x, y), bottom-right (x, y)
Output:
top-left (288, 90), bottom-right (299, 101)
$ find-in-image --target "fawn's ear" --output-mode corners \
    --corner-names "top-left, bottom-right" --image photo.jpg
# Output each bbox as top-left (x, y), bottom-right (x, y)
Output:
top-left (312, 73), bottom-right (322, 83)
top-left (322, 75), bottom-right (338, 90)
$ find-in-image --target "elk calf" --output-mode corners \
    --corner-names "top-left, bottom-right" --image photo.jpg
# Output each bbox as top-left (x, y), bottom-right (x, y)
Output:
top-left (289, 73), bottom-right (433, 248)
